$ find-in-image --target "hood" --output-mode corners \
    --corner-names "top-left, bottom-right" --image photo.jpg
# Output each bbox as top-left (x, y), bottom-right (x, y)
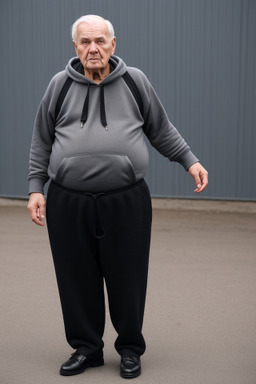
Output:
top-left (64, 55), bottom-right (127, 130)
top-left (65, 55), bottom-right (127, 85)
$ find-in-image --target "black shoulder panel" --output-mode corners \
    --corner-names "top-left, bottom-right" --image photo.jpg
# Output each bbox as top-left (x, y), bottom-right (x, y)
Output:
top-left (122, 71), bottom-right (144, 118)
top-left (55, 77), bottom-right (73, 121)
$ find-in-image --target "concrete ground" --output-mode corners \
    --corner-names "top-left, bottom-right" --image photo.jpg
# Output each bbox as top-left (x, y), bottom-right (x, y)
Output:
top-left (1, 198), bottom-right (256, 384)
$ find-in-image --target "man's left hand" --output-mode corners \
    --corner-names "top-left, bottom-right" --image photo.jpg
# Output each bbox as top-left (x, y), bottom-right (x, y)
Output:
top-left (188, 162), bottom-right (208, 193)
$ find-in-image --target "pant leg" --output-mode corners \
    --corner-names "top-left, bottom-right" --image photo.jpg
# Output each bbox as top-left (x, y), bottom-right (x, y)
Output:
top-left (46, 182), bottom-right (105, 357)
top-left (98, 180), bottom-right (152, 357)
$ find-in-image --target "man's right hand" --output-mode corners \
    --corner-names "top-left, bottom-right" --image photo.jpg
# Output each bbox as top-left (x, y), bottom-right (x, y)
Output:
top-left (27, 193), bottom-right (46, 226)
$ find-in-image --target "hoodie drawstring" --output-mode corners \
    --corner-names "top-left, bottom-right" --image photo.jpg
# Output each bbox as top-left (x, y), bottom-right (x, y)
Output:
top-left (80, 84), bottom-right (90, 128)
top-left (80, 84), bottom-right (108, 131)
top-left (100, 86), bottom-right (108, 131)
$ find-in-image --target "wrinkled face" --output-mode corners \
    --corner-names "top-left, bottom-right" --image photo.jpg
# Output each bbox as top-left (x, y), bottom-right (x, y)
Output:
top-left (73, 20), bottom-right (116, 74)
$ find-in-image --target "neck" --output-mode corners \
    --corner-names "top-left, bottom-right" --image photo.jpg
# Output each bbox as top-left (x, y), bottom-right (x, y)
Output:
top-left (84, 64), bottom-right (110, 84)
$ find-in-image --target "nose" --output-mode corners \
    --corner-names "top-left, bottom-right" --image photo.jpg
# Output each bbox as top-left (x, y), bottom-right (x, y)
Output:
top-left (89, 42), bottom-right (98, 53)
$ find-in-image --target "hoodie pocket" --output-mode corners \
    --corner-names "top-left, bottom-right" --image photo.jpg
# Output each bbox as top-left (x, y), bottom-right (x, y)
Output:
top-left (55, 154), bottom-right (137, 192)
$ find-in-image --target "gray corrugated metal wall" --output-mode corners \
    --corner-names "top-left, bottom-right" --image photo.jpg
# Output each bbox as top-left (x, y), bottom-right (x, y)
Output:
top-left (0, 0), bottom-right (255, 200)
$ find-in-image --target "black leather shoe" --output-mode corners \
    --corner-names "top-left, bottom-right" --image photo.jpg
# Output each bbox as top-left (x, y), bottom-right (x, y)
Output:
top-left (60, 351), bottom-right (104, 376)
top-left (120, 355), bottom-right (141, 378)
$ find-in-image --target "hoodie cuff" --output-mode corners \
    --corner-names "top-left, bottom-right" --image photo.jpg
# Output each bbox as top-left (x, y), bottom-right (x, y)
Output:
top-left (172, 149), bottom-right (199, 171)
top-left (28, 178), bottom-right (46, 195)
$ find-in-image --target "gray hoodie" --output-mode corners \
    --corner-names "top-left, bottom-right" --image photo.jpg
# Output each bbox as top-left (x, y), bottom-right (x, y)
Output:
top-left (28, 55), bottom-right (198, 194)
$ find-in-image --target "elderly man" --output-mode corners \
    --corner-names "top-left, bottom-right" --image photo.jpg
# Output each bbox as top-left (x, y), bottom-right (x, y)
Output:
top-left (28, 14), bottom-right (208, 379)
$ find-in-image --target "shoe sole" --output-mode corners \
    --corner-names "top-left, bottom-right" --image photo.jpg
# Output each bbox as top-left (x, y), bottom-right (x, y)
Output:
top-left (120, 369), bottom-right (141, 379)
top-left (60, 359), bottom-right (104, 376)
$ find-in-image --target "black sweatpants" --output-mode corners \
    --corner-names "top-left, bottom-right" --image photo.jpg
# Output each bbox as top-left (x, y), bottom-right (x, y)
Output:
top-left (46, 179), bottom-right (152, 358)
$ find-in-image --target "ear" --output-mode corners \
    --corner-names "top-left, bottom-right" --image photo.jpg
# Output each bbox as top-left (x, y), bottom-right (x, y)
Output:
top-left (72, 40), bottom-right (78, 55)
top-left (111, 37), bottom-right (116, 55)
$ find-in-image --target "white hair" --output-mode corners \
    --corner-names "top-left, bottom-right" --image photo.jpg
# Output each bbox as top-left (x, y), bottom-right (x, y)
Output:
top-left (71, 15), bottom-right (115, 42)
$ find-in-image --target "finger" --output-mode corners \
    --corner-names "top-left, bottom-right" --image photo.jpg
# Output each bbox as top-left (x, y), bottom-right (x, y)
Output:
top-left (194, 171), bottom-right (208, 193)
top-left (32, 207), bottom-right (45, 226)
top-left (193, 174), bottom-right (202, 192)
top-left (28, 201), bottom-right (45, 226)
top-left (38, 204), bottom-right (46, 221)
top-left (199, 173), bottom-right (208, 192)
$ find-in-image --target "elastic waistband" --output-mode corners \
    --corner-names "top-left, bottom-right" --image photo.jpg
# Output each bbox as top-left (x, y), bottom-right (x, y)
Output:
top-left (50, 179), bottom-right (145, 198)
